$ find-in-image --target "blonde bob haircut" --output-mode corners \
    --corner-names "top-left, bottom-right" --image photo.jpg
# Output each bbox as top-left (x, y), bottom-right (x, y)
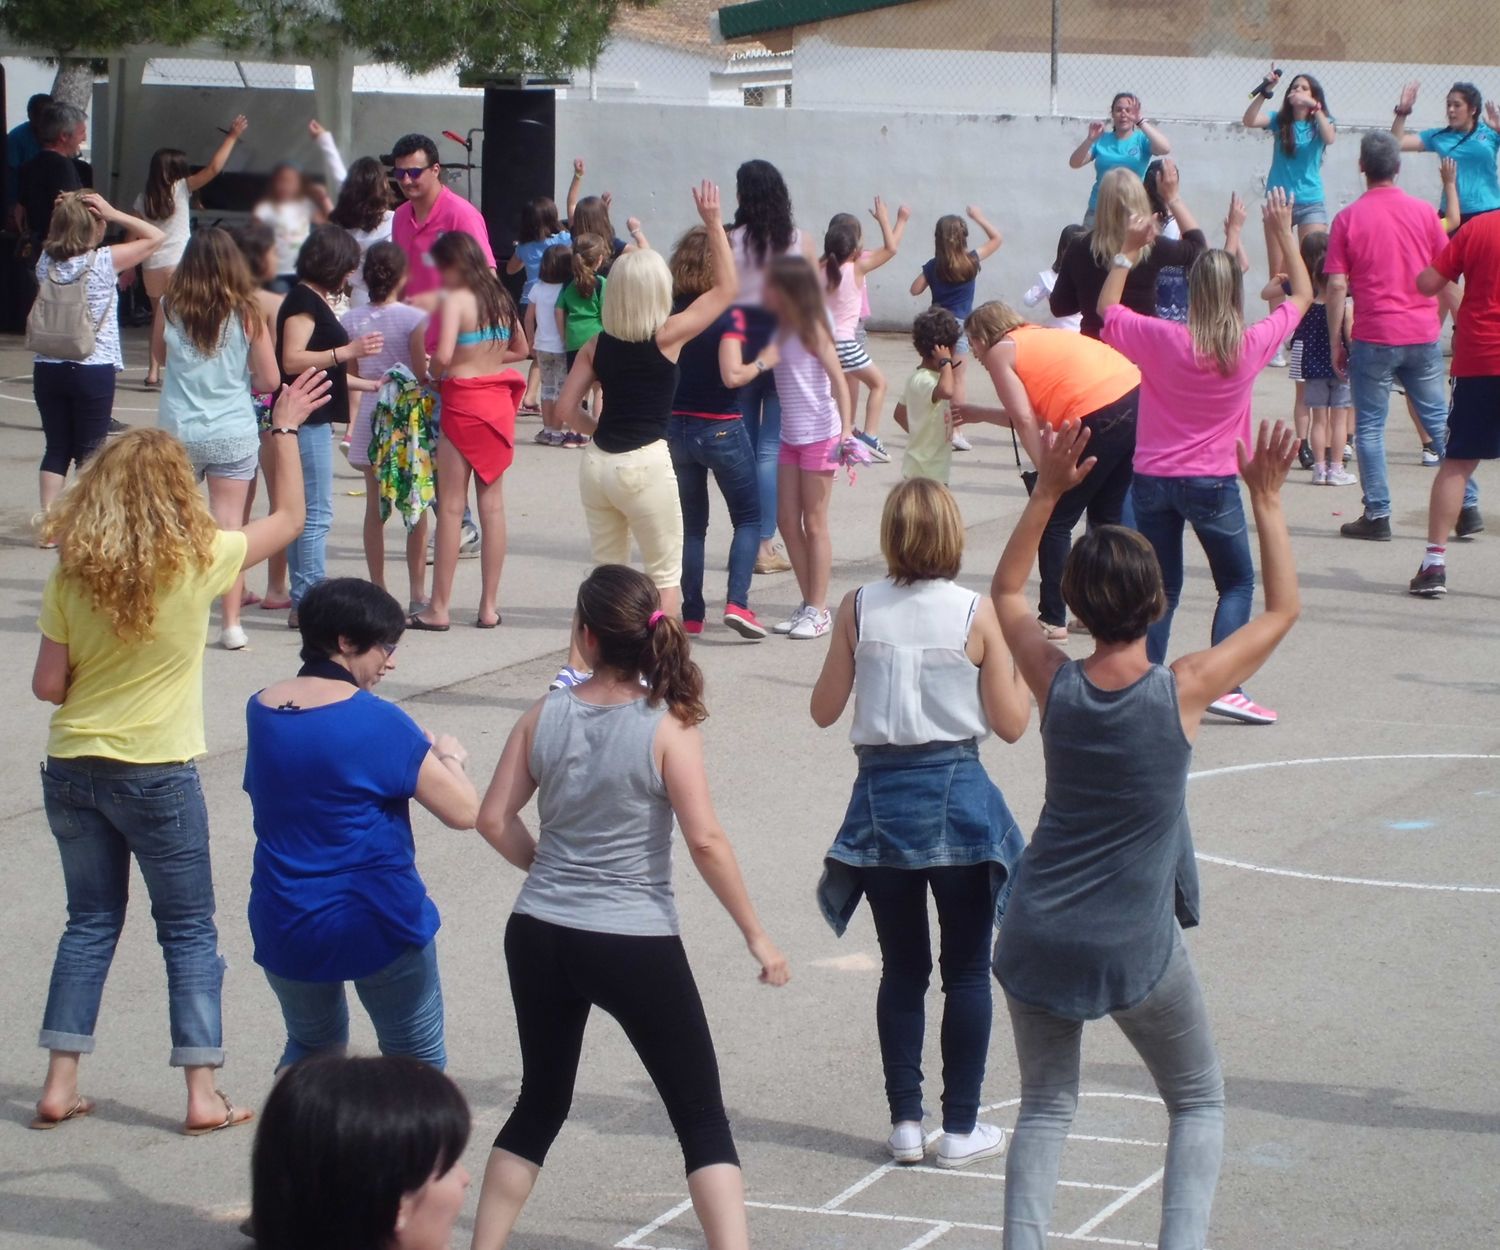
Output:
top-left (43, 193), bottom-right (103, 262)
top-left (963, 301), bottom-right (1028, 356)
top-left (600, 248), bottom-right (673, 343)
top-left (880, 477), bottom-right (964, 586)
top-left (1090, 169), bottom-right (1154, 267)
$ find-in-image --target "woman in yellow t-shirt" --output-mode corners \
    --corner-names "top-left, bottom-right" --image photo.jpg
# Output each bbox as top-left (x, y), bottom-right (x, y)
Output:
top-left (28, 369), bottom-right (330, 1135)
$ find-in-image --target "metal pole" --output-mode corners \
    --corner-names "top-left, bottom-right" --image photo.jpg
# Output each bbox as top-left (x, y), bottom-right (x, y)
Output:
top-left (1050, 0), bottom-right (1060, 116)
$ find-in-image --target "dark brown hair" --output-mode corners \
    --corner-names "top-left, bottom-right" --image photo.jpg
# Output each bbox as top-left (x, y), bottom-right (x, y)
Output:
top-left (362, 240), bottom-right (408, 305)
top-left (570, 195), bottom-right (615, 243)
top-left (822, 214), bottom-right (860, 290)
top-left (431, 231), bottom-right (517, 337)
top-left (539, 242), bottom-right (572, 285)
top-left (576, 565), bottom-right (706, 725)
top-left (766, 255), bottom-right (829, 351)
top-left (295, 223), bottom-right (361, 291)
top-left (570, 233), bottom-right (608, 298)
top-left (1061, 525), bottom-right (1166, 643)
top-left (330, 156), bottom-right (394, 235)
top-left (520, 195), bottom-right (561, 243)
top-left (881, 478), bottom-right (964, 585)
top-left (142, 148), bottom-right (191, 222)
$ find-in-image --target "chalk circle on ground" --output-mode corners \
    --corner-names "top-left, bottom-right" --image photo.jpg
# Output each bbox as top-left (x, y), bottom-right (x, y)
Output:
top-left (1190, 753), bottom-right (1500, 894)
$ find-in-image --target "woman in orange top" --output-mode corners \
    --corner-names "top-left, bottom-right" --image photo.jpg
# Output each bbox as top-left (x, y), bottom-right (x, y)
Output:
top-left (958, 302), bottom-right (1141, 641)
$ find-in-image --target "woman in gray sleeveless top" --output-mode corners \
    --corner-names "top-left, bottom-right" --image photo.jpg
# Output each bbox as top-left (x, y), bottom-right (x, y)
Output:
top-left (470, 564), bottom-right (790, 1250)
top-left (990, 420), bottom-right (1302, 1250)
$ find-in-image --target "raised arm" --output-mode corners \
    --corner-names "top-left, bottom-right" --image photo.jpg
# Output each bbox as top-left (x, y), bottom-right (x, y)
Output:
top-left (240, 369), bottom-right (331, 566)
top-left (1170, 422), bottom-right (1299, 736)
top-left (970, 596), bottom-right (1030, 743)
top-left (624, 215), bottom-right (649, 253)
top-left (657, 181), bottom-right (739, 352)
top-left (186, 115), bottom-right (248, 192)
top-left (969, 204), bottom-right (1003, 260)
top-left (1070, 120), bottom-right (1106, 169)
top-left (857, 197), bottom-right (909, 273)
top-left (1268, 189), bottom-right (1313, 313)
top-left (475, 701), bottom-right (543, 870)
top-left (810, 590), bottom-right (858, 727)
top-left (1439, 157), bottom-right (1463, 234)
top-left (1392, 81), bottom-right (1426, 150)
top-left (1242, 94), bottom-right (1271, 130)
top-left (1223, 192), bottom-right (1247, 261)
top-left (1153, 159), bottom-right (1200, 239)
top-left (82, 193), bottom-right (165, 273)
top-left (566, 157), bottom-right (585, 222)
top-left (307, 119), bottom-right (347, 189)
top-left (1137, 101), bottom-right (1171, 156)
top-left (1097, 211), bottom-right (1158, 319)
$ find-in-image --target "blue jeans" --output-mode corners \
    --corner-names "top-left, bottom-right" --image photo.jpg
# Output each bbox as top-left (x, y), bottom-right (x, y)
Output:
top-left (38, 758), bottom-right (225, 1067)
top-left (858, 864), bottom-right (995, 1134)
top-left (738, 369), bottom-right (782, 543)
top-left (288, 424), bottom-right (334, 605)
top-left (1132, 474), bottom-right (1255, 665)
top-left (1348, 340), bottom-right (1478, 520)
top-left (262, 940), bottom-right (446, 1070)
top-left (667, 415), bottom-right (760, 620)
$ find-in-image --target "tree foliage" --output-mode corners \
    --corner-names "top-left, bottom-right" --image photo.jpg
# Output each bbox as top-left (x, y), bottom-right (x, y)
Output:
top-left (0, 0), bottom-right (248, 56)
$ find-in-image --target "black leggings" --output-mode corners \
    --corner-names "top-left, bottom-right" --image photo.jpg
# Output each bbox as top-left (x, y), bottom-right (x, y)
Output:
top-left (35, 362), bottom-right (115, 476)
top-left (495, 912), bottom-right (739, 1174)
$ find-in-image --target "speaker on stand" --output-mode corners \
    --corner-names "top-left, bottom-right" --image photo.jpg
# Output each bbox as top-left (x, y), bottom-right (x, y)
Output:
top-left (481, 85), bottom-right (557, 306)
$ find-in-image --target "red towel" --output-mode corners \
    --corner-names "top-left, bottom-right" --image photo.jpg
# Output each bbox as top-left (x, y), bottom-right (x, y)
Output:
top-left (438, 372), bottom-right (525, 484)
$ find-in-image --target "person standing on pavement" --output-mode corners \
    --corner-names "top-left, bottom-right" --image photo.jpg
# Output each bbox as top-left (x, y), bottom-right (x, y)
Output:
top-left (16, 102), bottom-right (91, 251)
top-left (1325, 130), bottom-right (1481, 543)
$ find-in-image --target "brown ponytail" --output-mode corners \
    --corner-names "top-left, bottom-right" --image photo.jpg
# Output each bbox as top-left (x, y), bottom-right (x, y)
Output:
top-left (576, 565), bottom-right (707, 725)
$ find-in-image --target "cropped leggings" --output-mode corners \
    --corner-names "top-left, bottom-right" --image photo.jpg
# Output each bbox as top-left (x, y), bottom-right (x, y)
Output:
top-left (494, 912), bottom-right (740, 1174)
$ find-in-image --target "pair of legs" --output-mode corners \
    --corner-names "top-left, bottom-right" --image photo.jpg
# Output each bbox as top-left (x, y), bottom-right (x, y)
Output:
top-left (847, 361), bottom-right (886, 437)
top-left (1309, 405), bottom-right (1352, 468)
top-left (287, 425), bottom-right (334, 610)
top-left (1003, 935), bottom-right (1224, 1250)
top-left (419, 436), bottom-right (506, 628)
top-left (262, 940), bottom-right (445, 1071)
top-left (196, 459), bottom-right (257, 635)
top-left (537, 351), bottom-right (569, 434)
top-left (35, 361), bottom-right (114, 515)
top-left (776, 455), bottom-right (836, 615)
top-left (360, 465), bottom-right (430, 609)
top-left (1423, 375), bottom-right (1500, 573)
top-left (738, 367), bottom-right (783, 562)
top-left (472, 913), bottom-right (746, 1250)
top-left (667, 415), bottom-right (760, 623)
top-left (36, 756), bottom-right (247, 1131)
top-left (142, 266), bottom-right (173, 386)
top-left (859, 865), bottom-right (994, 1134)
top-left (256, 429), bottom-right (291, 607)
top-left (1131, 473), bottom-right (1254, 665)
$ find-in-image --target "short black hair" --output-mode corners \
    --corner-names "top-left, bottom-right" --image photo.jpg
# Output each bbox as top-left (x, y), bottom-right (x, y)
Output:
top-left (27, 93), bottom-right (52, 124)
top-left (1061, 525), bottom-right (1166, 644)
top-left (913, 306), bottom-right (961, 359)
top-left (297, 577), bottom-right (405, 663)
top-left (294, 223), bottom-right (362, 291)
top-left (391, 133), bottom-right (439, 166)
top-left (251, 1056), bottom-right (470, 1250)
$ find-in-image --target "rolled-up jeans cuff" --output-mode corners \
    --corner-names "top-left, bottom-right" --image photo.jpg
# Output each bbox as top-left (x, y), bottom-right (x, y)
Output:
top-left (170, 1046), bottom-right (225, 1068)
top-left (38, 1029), bottom-right (95, 1054)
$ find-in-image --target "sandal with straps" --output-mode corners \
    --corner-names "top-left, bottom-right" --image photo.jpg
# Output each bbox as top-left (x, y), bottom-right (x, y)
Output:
top-left (182, 1089), bottom-right (254, 1137)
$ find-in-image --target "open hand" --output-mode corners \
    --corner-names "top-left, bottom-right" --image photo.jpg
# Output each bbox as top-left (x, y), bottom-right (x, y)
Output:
top-left (1225, 191), bottom-right (1248, 234)
top-left (1441, 157), bottom-right (1459, 186)
top-left (1087, 120), bottom-right (1107, 141)
top-left (1263, 187), bottom-right (1295, 236)
top-left (1035, 421), bottom-right (1096, 496)
top-left (1398, 81), bottom-right (1419, 114)
top-left (1236, 419), bottom-right (1299, 500)
top-left (870, 195), bottom-right (890, 224)
top-left (748, 932), bottom-right (790, 987)
top-left (691, 179), bottom-right (722, 226)
top-left (274, 368), bottom-right (333, 427)
top-left (601, 190), bottom-right (613, 210)
top-left (229, 114), bottom-right (249, 138)
top-left (351, 332), bottom-right (385, 359)
top-left (1487, 100), bottom-right (1500, 132)
top-left (78, 191), bottom-right (115, 222)
top-left (1157, 158), bottom-right (1181, 203)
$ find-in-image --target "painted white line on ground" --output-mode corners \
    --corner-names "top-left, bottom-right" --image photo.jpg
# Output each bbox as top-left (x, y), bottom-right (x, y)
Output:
top-left (898, 1222), bottom-right (953, 1250)
top-left (614, 1197), bottom-right (695, 1248)
top-left (0, 387), bottom-right (160, 415)
top-left (1189, 754), bottom-right (1500, 893)
top-left (1068, 1167), bottom-right (1165, 1239)
top-left (905, 1165), bottom-right (1131, 1192)
top-left (821, 1160), bottom-right (894, 1210)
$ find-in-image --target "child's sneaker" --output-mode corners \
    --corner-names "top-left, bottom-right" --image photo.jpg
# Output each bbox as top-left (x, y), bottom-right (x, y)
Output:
top-left (774, 604), bottom-right (809, 635)
top-left (853, 429), bottom-right (891, 463)
top-left (723, 604), bottom-right (768, 640)
top-left (1326, 465), bottom-right (1357, 486)
top-left (533, 428), bottom-right (566, 447)
top-left (887, 1121), bottom-right (926, 1165)
top-left (549, 666), bottom-right (590, 691)
top-left (1343, 442), bottom-right (1354, 464)
top-left (951, 431), bottom-right (973, 452)
top-left (789, 607), bottom-right (832, 640)
top-left (1311, 462), bottom-right (1329, 485)
top-left (562, 431), bottom-right (590, 448)
top-left (682, 619), bottom-right (704, 636)
top-left (1422, 442), bottom-right (1440, 467)
top-left (934, 1123), bottom-right (1006, 1170)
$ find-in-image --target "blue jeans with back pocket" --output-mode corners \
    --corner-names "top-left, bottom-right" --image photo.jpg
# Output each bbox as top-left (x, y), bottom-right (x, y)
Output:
top-left (38, 757), bottom-right (225, 1067)
top-left (1131, 473), bottom-right (1255, 666)
top-left (667, 414), bottom-right (761, 620)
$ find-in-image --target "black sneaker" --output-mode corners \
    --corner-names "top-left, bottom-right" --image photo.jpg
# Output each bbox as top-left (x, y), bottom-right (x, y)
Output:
top-left (1297, 439), bottom-right (1315, 470)
top-left (1456, 505), bottom-right (1485, 539)
top-left (1340, 514), bottom-right (1391, 542)
top-left (1409, 564), bottom-right (1447, 597)
top-left (107, 418), bottom-right (128, 435)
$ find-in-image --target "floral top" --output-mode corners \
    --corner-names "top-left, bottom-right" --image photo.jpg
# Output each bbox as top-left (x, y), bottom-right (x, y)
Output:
top-left (369, 364), bottom-right (436, 531)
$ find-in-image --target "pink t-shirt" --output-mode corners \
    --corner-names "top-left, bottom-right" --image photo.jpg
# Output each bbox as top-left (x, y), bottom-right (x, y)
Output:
top-left (1102, 302), bottom-right (1298, 478)
top-left (1323, 186), bottom-right (1448, 346)
top-left (392, 188), bottom-right (495, 298)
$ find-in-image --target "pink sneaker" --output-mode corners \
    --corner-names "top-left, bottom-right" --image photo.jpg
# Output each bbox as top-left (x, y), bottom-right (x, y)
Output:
top-left (1207, 691), bottom-right (1277, 725)
top-left (723, 603), bottom-right (768, 640)
top-left (682, 619), bottom-right (704, 636)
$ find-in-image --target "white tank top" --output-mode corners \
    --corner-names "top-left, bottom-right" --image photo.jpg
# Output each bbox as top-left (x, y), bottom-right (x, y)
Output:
top-left (850, 578), bottom-right (989, 747)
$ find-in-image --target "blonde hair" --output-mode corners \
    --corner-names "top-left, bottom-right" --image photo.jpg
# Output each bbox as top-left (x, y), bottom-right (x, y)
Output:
top-left (881, 478), bottom-right (964, 585)
top-left (963, 300), bottom-right (1028, 355)
top-left (601, 248), bottom-right (673, 342)
top-left (1186, 250), bottom-right (1245, 376)
top-left (1090, 169), bottom-right (1154, 267)
top-left (40, 429), bottom-right (219, 641)
top-left (43, 193), bottom-right (100, 262)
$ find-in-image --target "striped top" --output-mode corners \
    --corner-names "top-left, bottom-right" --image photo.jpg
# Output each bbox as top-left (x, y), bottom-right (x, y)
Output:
top-left (774, 329), bottom-right (840, 447)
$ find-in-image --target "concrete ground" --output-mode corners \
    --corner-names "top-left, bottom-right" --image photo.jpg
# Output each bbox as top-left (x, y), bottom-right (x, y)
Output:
top-left (0, 327), bottom-right (1496, 1250)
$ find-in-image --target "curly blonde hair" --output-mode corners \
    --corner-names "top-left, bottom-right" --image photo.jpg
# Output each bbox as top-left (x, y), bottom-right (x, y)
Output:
top-left (40, 429), bottom-right (220, 641)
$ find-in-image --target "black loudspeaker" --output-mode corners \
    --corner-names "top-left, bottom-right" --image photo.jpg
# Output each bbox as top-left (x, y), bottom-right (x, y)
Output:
top-left (481, 86), bottom-right (556, 289)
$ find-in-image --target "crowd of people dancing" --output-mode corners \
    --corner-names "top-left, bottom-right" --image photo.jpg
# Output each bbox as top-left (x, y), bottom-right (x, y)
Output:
top-left (15, 63), bottom-right (1500, 1250)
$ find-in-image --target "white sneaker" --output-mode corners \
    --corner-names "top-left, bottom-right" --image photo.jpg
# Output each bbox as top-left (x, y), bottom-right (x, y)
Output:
top-left (1269, 348), bottom-right (1288, 368)
top-left (220, 624), bottom-right (248, 651)
top-left (950, 431), bottom-right (973, 451)
top-left (773, 603), bottom-right (809, 635)
top-left (789, 607), bottom-right (832, 639)
top-left (887, 1121), bottom-right (926, 1165)
top-left (1311, 463), bottom-right (1329, 485)
top-left (1326, 466), bottom-right (1357, 487)
top-left (934, 1122), bottom-right (1006, 1170)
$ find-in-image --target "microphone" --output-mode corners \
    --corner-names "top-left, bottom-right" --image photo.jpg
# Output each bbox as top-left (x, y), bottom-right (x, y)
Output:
top-left (442, 131), bottom-right (467, 146)
top-left (1250, 68), bottom-right (1283, 101)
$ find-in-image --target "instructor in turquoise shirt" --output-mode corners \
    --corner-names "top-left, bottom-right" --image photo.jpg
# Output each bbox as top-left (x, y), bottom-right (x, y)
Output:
top-left (1069, 93), bottom-right (1172, 227)
top-left (1392, 80), bottom-right (1500, 227)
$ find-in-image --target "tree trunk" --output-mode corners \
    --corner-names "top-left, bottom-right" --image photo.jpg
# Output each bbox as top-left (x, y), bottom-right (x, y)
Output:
top-left (49, 58), bottom-right (96, 113)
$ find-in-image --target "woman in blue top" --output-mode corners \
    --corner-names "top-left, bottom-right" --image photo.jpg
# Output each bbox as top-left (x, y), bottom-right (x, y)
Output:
top-left (1068, 93), bottom-right (1172, 228)
top-left (243, 578), bottom-right (479, 1070)
top-left (1392, 80), bottom-right (1500, 227)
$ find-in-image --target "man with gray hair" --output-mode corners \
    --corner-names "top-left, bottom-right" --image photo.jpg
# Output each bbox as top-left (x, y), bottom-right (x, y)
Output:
top-left (16, 101), bottom-right (92, 246)
top-left (1324, 129), bottom-right (1480, 541)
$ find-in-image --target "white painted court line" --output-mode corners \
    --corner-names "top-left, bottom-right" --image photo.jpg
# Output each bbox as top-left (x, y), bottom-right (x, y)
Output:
top-left (1068, 1167), bottom-right (1165, 1239)
top-left (821, 1159), bottom-right (895, 1210)
top-left (898, 1222), bottom-right (953, 1250)
top-left (903, 1165), bottom-right (1131, 1193)
top-left (614, 1197), bottom-right (695, 1248)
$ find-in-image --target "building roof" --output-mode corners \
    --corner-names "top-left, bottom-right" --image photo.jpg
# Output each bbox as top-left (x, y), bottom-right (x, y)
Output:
top-left (716, 0), bottom-right (908, 41)
top-left (615, 0), bottom-right (720, 52)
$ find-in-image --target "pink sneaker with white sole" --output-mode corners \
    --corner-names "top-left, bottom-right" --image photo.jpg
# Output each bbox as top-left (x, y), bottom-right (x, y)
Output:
top-left (1207, 691), bottom-right (1277, 725)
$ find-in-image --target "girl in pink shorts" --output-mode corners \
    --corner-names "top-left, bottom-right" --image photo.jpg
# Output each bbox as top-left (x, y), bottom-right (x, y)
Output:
top-left (764, 256), bottom-right (854, 640)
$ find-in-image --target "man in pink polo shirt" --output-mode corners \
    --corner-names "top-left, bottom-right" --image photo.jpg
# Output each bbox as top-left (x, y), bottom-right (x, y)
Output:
top-left (1324, 131), bottom-right (1479, 543)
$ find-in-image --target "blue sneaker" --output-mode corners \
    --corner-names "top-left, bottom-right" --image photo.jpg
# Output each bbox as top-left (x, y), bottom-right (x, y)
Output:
top-left (549, 666), bottom-right (591, 691)
top-left (853, 429), bottom-right (891, 464)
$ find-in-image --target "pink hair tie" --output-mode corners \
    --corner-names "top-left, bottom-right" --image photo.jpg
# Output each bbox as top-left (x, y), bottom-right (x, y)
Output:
top-left (648, 610), bottom-right (666, 629)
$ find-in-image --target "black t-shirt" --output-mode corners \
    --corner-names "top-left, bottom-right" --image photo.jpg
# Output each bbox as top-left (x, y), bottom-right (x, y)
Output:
top-left (276, 283), bottom-right (350, 425)
top-left (671, 301), bottom-right (746, 418)
top-left (593, 331), bottom-right (680, 453)
top-left (1050, 228), bottom-right (1207, 339)
top-left (20, 152), bottom-right (91, 242)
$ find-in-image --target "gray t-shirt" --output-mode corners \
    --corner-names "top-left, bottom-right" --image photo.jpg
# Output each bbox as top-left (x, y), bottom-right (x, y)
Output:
top-left (515, 689), bottom-right (678, 936)
top-left (994, 661), bottom-right (1200, 1020)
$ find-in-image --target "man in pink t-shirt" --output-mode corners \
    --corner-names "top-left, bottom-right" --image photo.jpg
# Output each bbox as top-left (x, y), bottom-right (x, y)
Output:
top-left (1324, 131), bottom-right (1478, 542)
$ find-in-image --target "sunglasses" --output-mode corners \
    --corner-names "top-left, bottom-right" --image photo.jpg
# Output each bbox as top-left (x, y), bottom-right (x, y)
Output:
top-left (391, 165), bottom-right (433, 182)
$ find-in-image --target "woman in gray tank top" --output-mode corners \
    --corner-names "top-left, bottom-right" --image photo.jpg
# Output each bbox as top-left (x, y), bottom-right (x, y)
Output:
top-left (470, 564), bottom-right (790, 1250)
top-left (990, 419), bottom-right (1302, 1250)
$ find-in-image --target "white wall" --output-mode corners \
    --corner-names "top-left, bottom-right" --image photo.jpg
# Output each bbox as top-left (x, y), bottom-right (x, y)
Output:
top-left (3, 57), bottom-right (56, 132)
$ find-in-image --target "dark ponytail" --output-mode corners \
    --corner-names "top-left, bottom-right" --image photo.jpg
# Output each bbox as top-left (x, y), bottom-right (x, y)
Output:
top-left (576, 565), bottom-right (707, 725)
top-left (821, 216), bottom-right (860, 291)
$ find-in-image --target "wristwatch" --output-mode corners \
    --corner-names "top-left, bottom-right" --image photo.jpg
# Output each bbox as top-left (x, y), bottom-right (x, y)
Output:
top-left (755, 360), bottom-right (768, 374)
top-left (1112, 253), bottom-right (1135, 270)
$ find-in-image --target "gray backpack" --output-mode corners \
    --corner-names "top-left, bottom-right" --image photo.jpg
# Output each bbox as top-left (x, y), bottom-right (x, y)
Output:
top-left (26, 252), bottom-right (108, 360)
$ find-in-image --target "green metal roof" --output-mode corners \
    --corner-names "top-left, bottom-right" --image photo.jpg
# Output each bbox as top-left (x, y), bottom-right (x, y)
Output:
top-left (717, 0), bottom-right (911, 41)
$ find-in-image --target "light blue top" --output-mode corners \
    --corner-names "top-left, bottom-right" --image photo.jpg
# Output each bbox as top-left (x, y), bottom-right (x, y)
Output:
top-left (455, 324), bottom-right (511, 347)
top-left (159, 313), bottom-right (259, 465)
top-left (1266, 111), bottom-right (1331, 206)
top-left (1088, 128), bottom-right (1153, 212)
top-left (515, 230), bottom-right (571, 304)
top-left (1420, 124), bottom-right (1500, 218)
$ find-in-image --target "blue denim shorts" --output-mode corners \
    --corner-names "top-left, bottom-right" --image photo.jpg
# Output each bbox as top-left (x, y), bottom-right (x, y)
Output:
top-left (1292, 199), bottom-right (1327, 227)
top-left (1302, 376), bottom-right (1351, 408)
